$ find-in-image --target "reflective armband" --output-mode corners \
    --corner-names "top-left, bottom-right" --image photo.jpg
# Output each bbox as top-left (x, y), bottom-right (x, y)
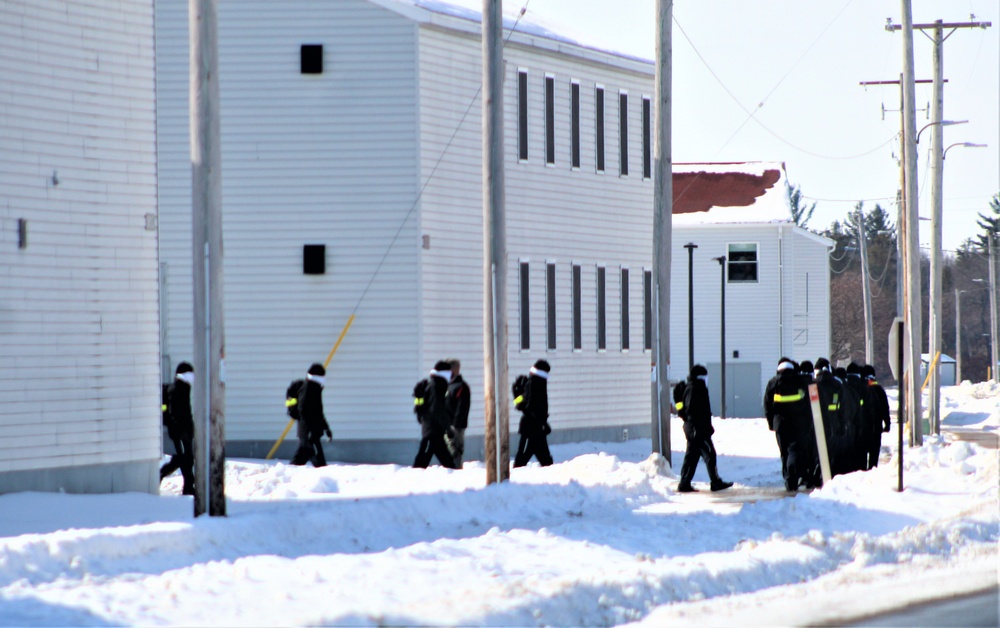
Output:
top-left (773, 390), bottom-right (805, 403)
top-left (513, 395), bottom-right (524, 406)
top-left (674, 402), bottom-right (684, 411)
top-left (414, 398), bottom-right (425, 407)
top-left (161, 404), bottom-right (168, 412)
top-left (286, 398), bottom-right (298, 408)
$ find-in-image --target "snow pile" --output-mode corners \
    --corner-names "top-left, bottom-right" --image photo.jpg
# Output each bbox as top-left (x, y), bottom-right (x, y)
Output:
top-left (0, 385), bottom-right (996, 626)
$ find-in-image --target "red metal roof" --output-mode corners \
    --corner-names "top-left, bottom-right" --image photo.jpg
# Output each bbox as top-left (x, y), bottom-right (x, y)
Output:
top-left (673, 168), bottom-right (783, 215)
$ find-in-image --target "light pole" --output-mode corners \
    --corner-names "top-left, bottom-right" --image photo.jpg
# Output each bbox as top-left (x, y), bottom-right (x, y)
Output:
top-left (683, 243), bottom-right (698, 371)
top-left (713, 256), bottom-right (726, 420)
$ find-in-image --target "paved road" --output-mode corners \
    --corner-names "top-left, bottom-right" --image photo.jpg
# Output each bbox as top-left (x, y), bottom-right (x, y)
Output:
top-left (848, 588), bottom-right (998, 627)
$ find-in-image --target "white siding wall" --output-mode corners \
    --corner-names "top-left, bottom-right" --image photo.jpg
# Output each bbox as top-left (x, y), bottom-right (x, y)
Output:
top-left (789, 228), bottom-right (831, 362)
top-left (417, 26), bottom-right (655, 435)
top-left (0, 1), bottom-right (160, 475)
top-left (156, 0), bottom-right (421, 441)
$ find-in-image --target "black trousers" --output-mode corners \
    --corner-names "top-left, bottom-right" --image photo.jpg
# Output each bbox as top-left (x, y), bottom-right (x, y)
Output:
top-left (160, 432), bottom-right (195, 495)
top-left (413, 432), bottom-right (458, 469)
top-left (290, 432), bottom-right (327, 467)
top-left (514, 431), bottom-right (553, 467)
top-left (679, 426), bottom-right (721, 486)
top-left (866, 432), bottom-right (882, 469)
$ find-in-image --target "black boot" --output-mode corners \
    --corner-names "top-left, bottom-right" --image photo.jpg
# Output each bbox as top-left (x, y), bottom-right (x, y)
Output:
top-left (710, 479), bottom-right (733, 492)
top-left (677, 482), bottom-right (698, 493)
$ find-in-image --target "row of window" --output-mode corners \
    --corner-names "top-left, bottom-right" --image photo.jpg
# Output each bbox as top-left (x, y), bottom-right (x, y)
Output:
top-left (516, 244), bottom-right (760, 353)
top-left (517, 71), bottom-right (653, 179)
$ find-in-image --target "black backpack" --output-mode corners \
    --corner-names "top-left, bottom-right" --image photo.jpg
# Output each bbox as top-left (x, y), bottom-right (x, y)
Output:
top-left (512, 374), bottom-right (529, 411)
top-left (285, 379), bottom-right (304, 420)
top-left (412, 378), bottom-right (430, 420)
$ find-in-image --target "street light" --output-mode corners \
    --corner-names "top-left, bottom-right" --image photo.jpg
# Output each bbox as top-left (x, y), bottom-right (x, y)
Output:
top-left (683, 243), bottom-right (698, 371)
top-left (916, 119), bottom-right (968, 144)
top-left (712, 255), bottom-right (726, 420)
top-left (943, 142), bottom-right (987, 159)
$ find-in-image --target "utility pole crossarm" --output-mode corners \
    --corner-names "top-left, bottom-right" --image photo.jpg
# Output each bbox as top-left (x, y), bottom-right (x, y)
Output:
top-left (887, 21), bottom-right (991, 31)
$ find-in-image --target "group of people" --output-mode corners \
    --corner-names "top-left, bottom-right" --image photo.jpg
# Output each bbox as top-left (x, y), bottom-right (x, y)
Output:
top-left (411, 358), bottom-right (554, 469)
top-left (764, 357), bottom-right (892, 491)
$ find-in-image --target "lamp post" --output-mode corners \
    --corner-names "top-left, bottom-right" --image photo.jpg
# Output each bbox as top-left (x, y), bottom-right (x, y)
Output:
top-left (683, 243), bottom-right (698, 371)
top-left (713, 256), bottom-right (726, 420)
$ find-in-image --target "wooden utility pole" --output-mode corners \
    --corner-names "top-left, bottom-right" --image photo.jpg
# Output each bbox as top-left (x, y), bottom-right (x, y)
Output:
top-left (927, 20), bottom-right (944, 435)
top-left (990, 235), bottom-right (999, 382)
top-left (189, 0), bottom-right (226, 516)
top-left (858, 209), bottom-right (875, 367)
top-left (482, 0), bottom-right (509, 484)
top-left (652, 0), bottom-right (673, 462)
top-left (954, 288), bottom-right (962, 383)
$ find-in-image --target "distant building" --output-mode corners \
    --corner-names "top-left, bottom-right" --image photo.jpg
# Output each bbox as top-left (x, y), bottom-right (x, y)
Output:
top-left (0, 1), bottom-right (161, 493)
top-left (921, 354), bottom-right (957, 387)
top-left (155, 1), bottom-right (831, 462)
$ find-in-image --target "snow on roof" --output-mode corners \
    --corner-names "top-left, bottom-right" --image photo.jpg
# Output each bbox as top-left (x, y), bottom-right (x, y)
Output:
top-left (672, 162), bottom-right (793, 225)
top-left (370, 0), bottom-right (652, 63)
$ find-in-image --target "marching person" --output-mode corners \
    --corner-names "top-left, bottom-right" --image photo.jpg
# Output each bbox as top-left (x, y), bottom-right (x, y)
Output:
top-left (764, 359), bottom-right (813, 491)
top-left (513, 360), bottom-right (554, 467)
top-left (813, 358), bottom-right (858, 477)
top-left (160, 362), bottom-right (196, 495)
top-left (290, 363), bottom-right (332, 467)
top-left (844, 363), bottom-right (873, 473)
top-left (445, 358), bottom-right (471, 467)
top-left (413, 360), bottom-right (459, 469)
top-left (677, 364), bottom-right (732, 493)
top-left (861, 364), bottom-right (892, 469)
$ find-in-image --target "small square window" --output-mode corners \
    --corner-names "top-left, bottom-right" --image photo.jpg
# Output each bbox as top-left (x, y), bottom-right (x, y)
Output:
top-left (303, 244), bottom-right (326, 274)
top-left (727, 243), bottom-right (758, 282)
top-left (301, 44), bottom-right (323, 74)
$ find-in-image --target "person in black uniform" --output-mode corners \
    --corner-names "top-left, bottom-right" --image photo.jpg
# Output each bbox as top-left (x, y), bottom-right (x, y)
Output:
top-left (677, 364), bottom-right (732, 493)
top-left (290, 363), bottom-right (332, 467)
top-left (796, 359), bottom-right (821, 487)
top-left (413, 360), bottom-right (459, 469)
top-left (514, 360), bottom-right (554, 467)
top-left (764, 359), bottom-right (812, 491)
top-left (445, 358), bottom-right (471, 467)
top-left (814, 358), bottom-right (858, 476)
top-left (844, 363), bottom-right (873, 473)
top-left (160, 362), bottom-right (196, 495)
top-left (861, 364), bottom-right (891, 469)
top-left (764, 357), bottom-right (796, 482)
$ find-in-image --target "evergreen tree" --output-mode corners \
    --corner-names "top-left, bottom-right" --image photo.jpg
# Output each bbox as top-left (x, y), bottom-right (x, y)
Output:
top-left (975, 193), bottom-right (1000, 250)
top-left (787, 184), bottom-right (816, 228)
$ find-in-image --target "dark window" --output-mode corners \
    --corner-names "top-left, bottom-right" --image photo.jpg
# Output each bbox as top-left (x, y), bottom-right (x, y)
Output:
top-left (728, 243), bottom-right (759, 283)
top-left (546, 263), bottom-right (557, 350)
top-left (303, 244), bottom-right (326, 274)
top-left (518, 71), bottom-right (529, 161)
top-left (571, 82), bottom-right (580, 169)
top-left (642, 97), bottom-right (651, 179)
top-left (595, 87), bottom-right (605, 173)
top-left (520, 261), bottom-right (530, 349)
top-left (619, 92), bottom-right (628, 176)
top-left (572, 264), bottom-right (582, 350)
top-left (597, 266), bottom-right (606, 350)
top-left (643, 269), bottom-right (652, 351)
top-left (621, 267), bottom-right (630, 351)
top-left (300, 44), bottom-right (323, 74)
top-left (545, 76), bottom-right (555, 165)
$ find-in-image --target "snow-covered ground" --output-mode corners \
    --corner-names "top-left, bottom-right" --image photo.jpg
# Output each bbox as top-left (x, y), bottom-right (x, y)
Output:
top-left (0, 383), bottom-right (996, 626)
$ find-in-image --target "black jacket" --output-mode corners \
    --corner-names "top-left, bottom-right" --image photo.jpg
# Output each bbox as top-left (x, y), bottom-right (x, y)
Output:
top-left (764, 369), bottom-right (809, 433)
top-left (420, 374), bottom-right (452, 438)
top-left (867, 379), bottom-right (892, 433)
top-left (518, 374), bottom-right (549, 435)
top-left (681, 375), bottom-right (714, 438)
top-left (298, 378), bottom-right (330, 438)
top-left (446, 375), bottom-right (471, 431)
top-left (166, 379), bottom-right (194, 439)
top-left (845, 374), bottom-right (875, 439)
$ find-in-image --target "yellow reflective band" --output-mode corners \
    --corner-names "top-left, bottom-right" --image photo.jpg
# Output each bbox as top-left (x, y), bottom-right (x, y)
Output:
top-left (413, 398), bottom-right (424, 406)
top-left (773, 391), bottom-right (805, 403)
top-left (161, 404), bottom-right (167, 412)
top-left (286, 398), bottom-right (297, 408)
top-left (827, 405), bottom-right (838, 411)
top-left (675, 402), bottom-right (684, 410)
top-left (860, 400), bottom-right (865, 406)
top-left (514, 395), bottom-right (524, 406)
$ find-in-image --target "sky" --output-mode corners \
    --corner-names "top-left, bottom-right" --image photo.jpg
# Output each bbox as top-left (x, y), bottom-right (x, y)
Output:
top-left (0, 382), bottom-right (995, 625)
top-left (496, 0), bottom-right (999, 251)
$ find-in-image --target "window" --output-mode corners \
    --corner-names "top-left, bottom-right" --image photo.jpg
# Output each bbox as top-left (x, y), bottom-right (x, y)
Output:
top-left (643, 269), bottom-right (652, 351)
top-left (518, 70), bottom-right (529, 161)
top-left (596, 266), bottom-right (606, 350)
top-left (619, 91), bottom-right (628, 176)
top-left (727, 243), bottom-right (759, 282)
top-left (300, 45), bottom-right (323, 74)
top-left (595, 86), bottom-right (605, 173)
top-left (572, 264), bottom-right (582, 350)
top-left (642, 97), bottom-right (651, 179)
top-left (570, 81), bottom-right (581, 169)
top-left (545, 75), bottom-right (555, 165)
top-left (546, 262), bottom-right (556, 350)
top-left (520, 261), bottom-right (530, 349)
top-left (620, 267), bottom-right (630, 351)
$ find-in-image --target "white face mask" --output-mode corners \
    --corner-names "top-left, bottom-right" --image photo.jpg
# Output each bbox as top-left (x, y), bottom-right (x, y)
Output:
top-left (307, 374), bottom-right (326, 387)
top-left (176, 371), bottom-right (194, 385)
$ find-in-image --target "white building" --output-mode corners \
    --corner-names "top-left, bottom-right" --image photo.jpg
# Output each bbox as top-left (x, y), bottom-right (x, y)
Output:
top-left (155, 0), bottom-right (831, 462)
top-left (0, 1), bottom-right (161, 493)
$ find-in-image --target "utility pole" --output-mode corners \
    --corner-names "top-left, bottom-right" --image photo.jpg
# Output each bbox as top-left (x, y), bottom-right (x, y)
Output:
top-left (858, 208), bottom-right (875, 367)
top-left (189, 0), bottom-right (226, 517)
top-left (990, 235), bottom-right (999, 383)
top-left (652, 0), bottom-right (673, 462)
top-left (713, 256), bottom-right (727, 420)
top-left (683, 243), bottom-right (697, 371)
top-left (888, 13), bottom-right (991, 439)
top-left (482, 0), bottom-right (509, 484)
top-left (954, 288), bottom-right (962, 383)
